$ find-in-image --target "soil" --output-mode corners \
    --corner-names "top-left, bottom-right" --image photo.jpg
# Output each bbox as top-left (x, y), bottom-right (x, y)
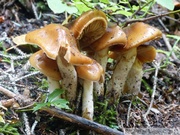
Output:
top-left (0, 1), bottom-right (179, 135)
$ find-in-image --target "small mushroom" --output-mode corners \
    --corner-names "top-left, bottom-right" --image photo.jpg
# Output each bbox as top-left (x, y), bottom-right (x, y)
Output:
top-left (29, 50), bottom-right (61, 93)
top-left (76, 60), bottom-right (103, 120)
top-left (65, 9), bottom-right (108, 97)
top-left (66, 9), bottom-right (108, 49)
top-left (25, 24), bottom-right (93, 102)
top-left (106, 22), bottom-right (162, 102)
top-left (123, 45), bottom-right (157, 95)
top-left (29, 49), bottom-right (103, 119)
top-left (89, 24), bottom-right (127, 96)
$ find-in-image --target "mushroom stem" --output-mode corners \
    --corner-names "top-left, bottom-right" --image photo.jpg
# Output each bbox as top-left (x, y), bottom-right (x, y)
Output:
top-left (56, 56), bottom-right (77, 103)
top-left (82, 80), bottom-right (94, 121)
top-left (123, 59), bottom-right (143, 95)
top-left (93, 48), bottom-right (108, 96)
top-left (106, 47), bottom-right (137, 102)
top-left (47, 77), bottom-right (61, 93)
top-left (123, 45), bottom-right (157, 96)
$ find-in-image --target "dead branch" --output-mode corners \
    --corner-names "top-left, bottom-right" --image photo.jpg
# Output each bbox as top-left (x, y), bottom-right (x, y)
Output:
top-left (41, 107), bottom-right (124, 135)
top-left (123, 10), bottom-right (180, 27)
top-left (0, 86), bottom-right (16, 98)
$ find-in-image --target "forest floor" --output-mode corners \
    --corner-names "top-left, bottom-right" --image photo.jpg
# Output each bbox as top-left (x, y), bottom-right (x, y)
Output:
top-left (0, 0), bottom-right (179, 135)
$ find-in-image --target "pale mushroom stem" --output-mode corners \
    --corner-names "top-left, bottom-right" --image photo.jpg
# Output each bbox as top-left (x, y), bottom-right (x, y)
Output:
top-left (56, 56), bottom-right (77, 103)
top-left (106, 47), bottom-right (137, 102)
top-left (123, 59), bottom-right (143, 95)
top-left (93, 48), bottom-right (108, 96)
top-left (82, 80), bottom-right (94, 121)
top-left (47, 77), bottom-right (61, 93)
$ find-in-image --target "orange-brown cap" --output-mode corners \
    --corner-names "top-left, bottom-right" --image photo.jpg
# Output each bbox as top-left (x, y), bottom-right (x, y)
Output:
top-left (26, 24), bottom-right (70, 60)
top-left (90, 24), bottom-right (127, 51)
top-left (29, 50), bottom-right (61, 81)
top-left (75, 60), bottom-right (103, 82)
top-left (137, 45), bottom-right (156, 63)
top-left (123, 22), bottom-right (162, 49)
top-left (26, 24), bottom-right (93, 65)
top-left (66, 9), bottom-right (108, 49)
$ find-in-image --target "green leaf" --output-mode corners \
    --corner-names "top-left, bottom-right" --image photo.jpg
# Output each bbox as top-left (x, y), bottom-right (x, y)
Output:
top-left (51, 99), bottom-right (70, 109)
top-left (52, 100), bottom-right (70, 110)
top-left (74, 1), bottom-right (92, 14)
top-left (33, 89), bottom-right (70, 112)
top-left (113, 10), bottom-right (132, 17)
top-left (47, 0), bottom-right (78, 14)
top-left (33, 103), bottom-right (48, 112)
top-left (100, 0), bottom-right (110, 4)
top-left (48, 89), bottom-right (64, 102)
top-left (156, 0), bottom-right (174, 10)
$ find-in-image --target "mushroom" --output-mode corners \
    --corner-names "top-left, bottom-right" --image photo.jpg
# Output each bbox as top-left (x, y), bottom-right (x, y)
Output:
top-left (29, 50), bottom-right (61, 93)
top-left (106, 22), bottom-right (162, 102)
top-left (123, 45), bottom-right (157, 95)
top-left (25, 24), bottom-right (93, 102)
top-left (107, 48), bottom-right (137, 102)
top-left (65, 9), bottom-right (108, 97)
top-left (29, 49), bottom-right (103, 120)
top-left (76, 60), bottom-right (103, 120)
top-left (89, 24), bottom-right (127, 96)
top-left (66, 9), bottom-right (108, 49)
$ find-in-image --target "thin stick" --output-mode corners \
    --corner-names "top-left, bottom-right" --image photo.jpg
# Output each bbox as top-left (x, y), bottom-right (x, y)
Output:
top-left (130, 0), bottom-right (154, 19)
top-left (31, 119), bottom-right (39, 134)
top-left (142, 61), bottom-right (160, 126)
top-left (162, 34), bottom-right (178, 60)
top-left (123, 10), bottom-right (180, 27)
top-left (22, 112), bottom-right (32, 135)
top-left (126, 100), bottom-right (132, 126)
top-left (0, 85), bottom-right (16, 98)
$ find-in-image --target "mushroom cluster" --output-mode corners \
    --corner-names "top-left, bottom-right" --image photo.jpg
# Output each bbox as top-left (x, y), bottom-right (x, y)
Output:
top-left (15, 10), bottom-right (162, 121)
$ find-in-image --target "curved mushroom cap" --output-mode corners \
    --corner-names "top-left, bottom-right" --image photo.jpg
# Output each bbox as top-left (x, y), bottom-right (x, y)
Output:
top-left (26, 24), bottom-right (71, 60)
top-left (26, 24), bottom-right (93, 65)
top-left (137, 45), bottom-right (156, 63)
top-left (89, 24), bottom-right (127, 51)
top-left (75, 60), bottom-right (104, 82)
top-left (29, 50), bottom-right (61, 81)
top-left (66, 9), bottom-right (108, 49)
top-left (123, 22), bottom-right (162, 49)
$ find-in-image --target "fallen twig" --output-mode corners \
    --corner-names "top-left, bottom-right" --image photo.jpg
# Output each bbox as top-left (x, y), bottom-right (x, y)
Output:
top-left (0, 85), bottom-right (124, 135)
top-left (0, 85), bottom-right (16, 98)
top-left (41, 107), bottom-right (125, 135)
top-left (123, 10), bottom-right (180, 27)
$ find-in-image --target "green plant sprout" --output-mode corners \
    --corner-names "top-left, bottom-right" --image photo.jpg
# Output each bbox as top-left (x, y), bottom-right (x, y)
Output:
top-left (0, 123), bottom-right (20, 135)
top-left (33, 89), bottom-right (70, 112)
top-left (94, 100), bottom-right (118, 129)
top-left (142, 79), bottom-right (153, 95)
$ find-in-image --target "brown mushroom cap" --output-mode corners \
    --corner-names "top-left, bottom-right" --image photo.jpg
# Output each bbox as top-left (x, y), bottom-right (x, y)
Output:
top-left (75, 60), bottom-right (103, 82)
top-left (26, 24), bottom-right (93, 65)
top-left (137, 45), bottom-right (156, 63)
top-left (89, 24), bottom-right (127, 51)
top-left (26, 24), bottom-right (69, 60)
top-left (29, 50), bottom-right (61, 81)
top-left (123, 22), bottom-right (162, 49)
top-left (66, 9), bottom-right (108, 49)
